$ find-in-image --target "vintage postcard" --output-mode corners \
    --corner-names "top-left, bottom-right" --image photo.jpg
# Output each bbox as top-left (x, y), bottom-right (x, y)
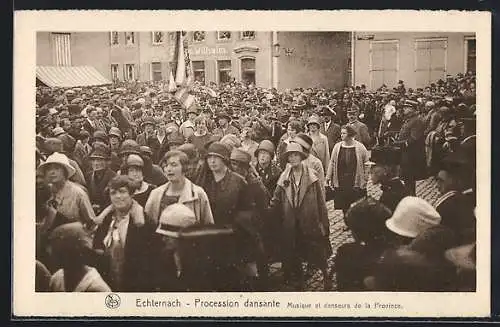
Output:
top-left (13, 10), bottom-right (490, 317)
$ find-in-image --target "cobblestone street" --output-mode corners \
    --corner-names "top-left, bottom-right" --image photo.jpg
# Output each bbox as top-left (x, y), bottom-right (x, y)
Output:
top-left (267, 175), bottom-right (441, 291)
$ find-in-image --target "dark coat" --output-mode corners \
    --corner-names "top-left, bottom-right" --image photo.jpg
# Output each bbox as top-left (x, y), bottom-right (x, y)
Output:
top-left (136, 132), bottom-right (160, 150)
top-left (82, 119), bottom-right (96, 136)
top-left (200, 168), bottom-right (250, 226)
top-left (379, 178), bottom-right (410, 213)
top-left (436, 191), bottom-right (476, 245)
top-left (149, 131), bottom-right (183, 164)
top-left (269, 122), bottom-right (285, 149)
top-left (320, 121), bottom-right (341, 154)
top-left (109, 151), bottom-right (122, 173)
top-left (397, 113), bottom-right (428, 181)
top-left (270, 163), bottom-right (331, 266)
top-left (93, 207), bottom-right (153, 292)
top-left (85, 168), bottom-right (116, 213)
top-left (254, 161), bottom-right (282, 196)
top-left (335, 242), bottom-right (385, 291)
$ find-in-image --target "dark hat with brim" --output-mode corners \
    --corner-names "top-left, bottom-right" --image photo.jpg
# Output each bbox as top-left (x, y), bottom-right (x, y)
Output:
top-left (89, 147), bottom-right (110, 159)
top-left (367, 146), bottom-right (402, 166)
top-left (141, 117), bottom-right (156, 128)
top-left (206, 141), bottom-right (231, 161)
top-left (217, 111), bottom-right (231, 121)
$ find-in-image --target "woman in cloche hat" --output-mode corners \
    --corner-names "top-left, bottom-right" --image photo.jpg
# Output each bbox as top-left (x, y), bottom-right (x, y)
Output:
top-left (270, 142), bottom-right (332, 291)
top-left (37, 152), bottom-right (96, 229)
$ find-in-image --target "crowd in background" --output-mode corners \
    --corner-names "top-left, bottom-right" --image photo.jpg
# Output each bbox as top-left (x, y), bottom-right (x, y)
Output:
top-left (35, 71), bottom-right (477, 292)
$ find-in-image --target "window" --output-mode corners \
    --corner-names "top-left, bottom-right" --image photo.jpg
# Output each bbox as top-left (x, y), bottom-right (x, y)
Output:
top-left (152, 32), bottom-right (164, 45)
top-left (51, 33), bottom-right (71, 66)
top-left (151, 62), bottom-right (162, 81)
top-left (465, 37), bottom-right (476, 74)
top-left (125, 64), bottom-right (136, 81)
top-left (240, 58), bottom-right (256, 85)
top-left (414, 38), bottom-right (447, 88)
top-left (193, 31), bottom-right (205, 43)
top-left (217, 60), bottom-right (232, 84)
top-left (169, 32), bottom-right (177, 42)
top-left (111, 64), bottom-right (119, 81)
top-left (217, 31), bottom-right (232, 41)
top-left (240, 31), bottom-right (255, 40)
top-left (369, 40), bottom-right (399, 89)
top-left (125, 32), bottom-right (135, 46)
top-left (110, 32), bottom-right (119, 46)
top-left (192, 61), bottom-right (205, 83)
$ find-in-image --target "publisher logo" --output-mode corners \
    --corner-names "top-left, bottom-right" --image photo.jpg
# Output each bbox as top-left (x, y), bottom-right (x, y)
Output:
top-left (105, 293), bottom-right (121, 309)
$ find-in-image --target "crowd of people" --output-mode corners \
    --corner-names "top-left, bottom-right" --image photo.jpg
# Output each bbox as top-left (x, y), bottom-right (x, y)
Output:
top-left (35, 71), bottom-right (477, 292)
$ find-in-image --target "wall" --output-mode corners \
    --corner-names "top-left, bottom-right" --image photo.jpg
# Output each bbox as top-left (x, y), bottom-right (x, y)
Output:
top-left (353, 32), bottom-right (475, 90)
top-left (36, 32), bottom-right (53, 66)
top-left (137, 32), bottom-right (175, 82)
top-left (277, 32), bottom-right (350, 90)
top-left (71, 32), bottom-right (111, 79)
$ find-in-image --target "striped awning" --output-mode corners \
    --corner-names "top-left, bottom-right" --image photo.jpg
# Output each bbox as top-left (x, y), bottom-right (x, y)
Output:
top-left (36, 66), bottom-right (112, 88)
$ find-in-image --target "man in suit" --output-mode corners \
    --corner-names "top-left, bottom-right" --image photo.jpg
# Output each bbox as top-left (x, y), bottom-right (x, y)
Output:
top-left (82, 107), bottom-right (100, 136)
top-left (318, 106), bottom-right (341, 154)
top-left (85, 144), bottom-right (116, 215)
top-left (136, 116), bottom-right (157, 147)
top-left (434, 152), bottom-right (476, 245)
top-left (347, 106), bottom-right (372, 149)
top-left (395, 102), bottom-right (427, 195)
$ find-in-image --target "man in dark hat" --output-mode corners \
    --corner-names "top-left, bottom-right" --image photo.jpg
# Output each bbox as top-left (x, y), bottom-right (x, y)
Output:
top-left (85, 142), bottom-right (116, 215)
top-left (367, 146), bottom-right (409, 212)
top-left (434, 152), bottom-right (476, 246)
top-left (136, 116), bottom-right (157, 147)
top-left (346, 106), bottom-right (371, 148)
top-left (83, 107), bottom-right (103, 135)
top-left (318, 106), bottom-right (341, 153)
top-left (395, 101), bottom-right (427, 195)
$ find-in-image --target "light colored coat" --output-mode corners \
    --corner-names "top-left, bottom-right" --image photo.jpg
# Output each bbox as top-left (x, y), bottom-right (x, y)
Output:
top-left (326, 140), bottom-right (369, 189)
top-left (270, 162), bottom-right (331, 265)
top-left (144, 178), bottom-right (214, 226)
top-left (309, 132), bottom-right (330, 173)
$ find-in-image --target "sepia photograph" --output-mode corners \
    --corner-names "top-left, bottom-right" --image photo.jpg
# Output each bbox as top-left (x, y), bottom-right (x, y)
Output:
top-left (14, 10), bottom-right (490, 317)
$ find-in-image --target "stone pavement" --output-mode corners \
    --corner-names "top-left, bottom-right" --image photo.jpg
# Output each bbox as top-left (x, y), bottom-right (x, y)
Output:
top-left (267, 175), bottom-right (441, 291)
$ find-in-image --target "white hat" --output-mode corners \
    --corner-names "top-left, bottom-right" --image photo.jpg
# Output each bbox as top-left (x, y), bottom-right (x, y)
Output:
top-left (385, 196), bottom-right (441, 238)
top-left (155, 203), bottom-right (197, 238)
top-left (52, 127), bottom-right (65, 137)
top-left (37, 152), bottom-right (76, 178)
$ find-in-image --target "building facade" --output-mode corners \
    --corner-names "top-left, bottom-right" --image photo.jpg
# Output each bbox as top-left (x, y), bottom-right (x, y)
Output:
top-left (352, 32), bottom-right (476, 90)
top-left (36, 31), bottom-right (351, 90)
